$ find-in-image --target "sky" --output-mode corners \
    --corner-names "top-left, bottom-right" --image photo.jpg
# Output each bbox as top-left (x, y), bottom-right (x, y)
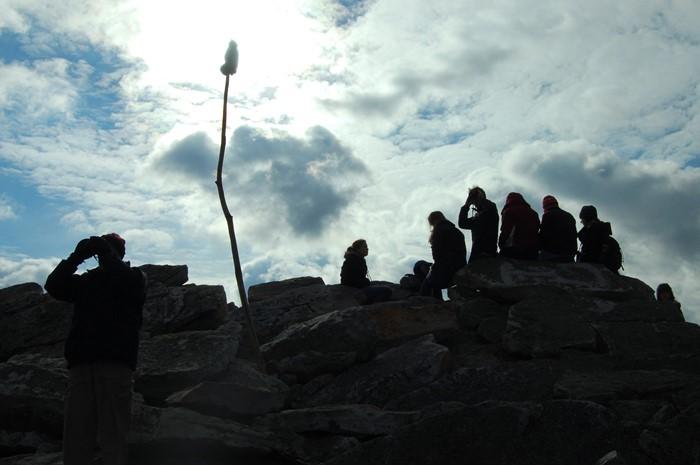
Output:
top-left (1, 0), bottom-right (699, 323)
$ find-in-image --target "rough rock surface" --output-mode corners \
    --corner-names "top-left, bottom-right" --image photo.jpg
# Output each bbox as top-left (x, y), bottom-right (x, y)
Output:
top-left (1, 258), bottom-right (698, 465)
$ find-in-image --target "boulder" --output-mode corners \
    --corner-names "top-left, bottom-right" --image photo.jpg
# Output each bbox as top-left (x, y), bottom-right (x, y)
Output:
top-left (0, 288), bottom-right (71, 361)
top-left (554, 370), bottom-right (700, 402)
top-left (135, 321), bottom-right (241, 402)
top-left (0, 430), bottom-right (59, 457)
top-left (255, 404), bottom-right (420, 436)
top-left (594, 451), bottom-right (627, 465)
top-left (306, 335), bottom-right (451, 408)
top-left (0, 354), bottom-right (67, 437)
top-left (386, 361), bottom-right (560, 410)
top-left (593, 321), bottom-right (700, 369)
top-left (272, 351), bottom-right (358, 383)
top-left (325, 400), bottom-right (620, 465)
top-left (165, 360), bottom-right (289, 417)
top-left (455, 297), bottom-right (509, 330)
top-left (248, 277), bottom-right (324, 303)
top-left (129, 404), bottom-right (303, 462)
top-left (452, 258), bottom-right (654, 303)
top-left (246, 283), bottom-right (361, 343)
top-left (639, 402), bottom-right (700, 465)
top-left (501, 297), bottom-right (601, 358)
top-left (0, 452), bottom-right (62, 465)
top-left (138, 264), bottom-right (188, 287)
top-left (262, 298), bottom-right (458, 364)
top-left (142, 283), bottom-right (228, 335)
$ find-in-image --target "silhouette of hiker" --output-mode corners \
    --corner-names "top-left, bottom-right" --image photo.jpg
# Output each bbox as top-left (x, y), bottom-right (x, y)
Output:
top-left (44, 234), bottom-right (146, 465)
top-left (458, 186), bottom-right (499, 262)
top-left (340, 239), bottom-right (392, 304)
top-left (656, 282), bottom-right (683, 316)
top-left (577, 205), bottom-right (614, 263)
top-left (538, 195), bottom-right (577, 262)
top-left (414, 211), bottom-right (466, 300)
top-left (498, 193), bottom-right (540, 260)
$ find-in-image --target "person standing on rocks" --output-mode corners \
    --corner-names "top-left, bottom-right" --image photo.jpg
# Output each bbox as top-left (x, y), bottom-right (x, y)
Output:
top-left (498, 192), bottom-right (540, 260)
top-left (414, 211), bottom-right (467, 300)
top-left (538, 195), bottom-right (577, 262)
top-left (340, 239), bottom-right (392, 304)
top-left (458, 186), bottom-right (499, 262)
top-left (44, 234), bottom-right (147, 465)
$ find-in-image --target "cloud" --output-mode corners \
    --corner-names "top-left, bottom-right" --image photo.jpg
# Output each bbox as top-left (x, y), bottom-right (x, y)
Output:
top-left (0, 254), bottom-right (58, 288)
top-left (0, 196), bottom-right (17, 221)
top-left (152, 125), bottom-right (369, 236)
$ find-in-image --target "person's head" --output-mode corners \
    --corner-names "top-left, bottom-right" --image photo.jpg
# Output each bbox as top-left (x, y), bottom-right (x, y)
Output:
top-left (579, 205), bottom-right (598, 226)
top-left (656, 283), bottom-right (675, 302)
top-left (542, 195), bottom-right (558, 212)
top-left (427, 211), bottom-right (446, 228)
top-left (101, 233), bottom-right (126, 259)
top-left (347, 239), bottom-right (368, 257)
top-left (467, 186), bottom-right (486, 206)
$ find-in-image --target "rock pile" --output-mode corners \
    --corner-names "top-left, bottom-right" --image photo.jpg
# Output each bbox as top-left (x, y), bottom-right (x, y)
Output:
top-left (1, 259), bottom-right (699, 465)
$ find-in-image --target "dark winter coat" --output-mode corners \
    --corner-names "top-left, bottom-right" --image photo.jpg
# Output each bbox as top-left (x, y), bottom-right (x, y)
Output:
top-left (577, 220), bottom-right (613, 264)
top-left (44, 256), bottom-right (146, 370)
top-left (340, 251), bottom-right (370, 288)
top-left (499, 193), bottom-right (540, 256)
top-left (431, 219), bottom-right (467, 276)
top-left (539, 206), bottom-right (578, 258)
top-left (458, 198), bottom-right (499, 261)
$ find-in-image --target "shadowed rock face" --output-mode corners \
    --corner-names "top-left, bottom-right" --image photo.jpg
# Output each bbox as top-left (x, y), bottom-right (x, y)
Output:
top-left (1, 260), bottom-right (698, 464)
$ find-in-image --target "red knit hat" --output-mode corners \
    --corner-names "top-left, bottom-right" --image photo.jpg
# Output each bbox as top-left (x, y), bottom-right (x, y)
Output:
top-left (542, 195), bottom-right (558, 211)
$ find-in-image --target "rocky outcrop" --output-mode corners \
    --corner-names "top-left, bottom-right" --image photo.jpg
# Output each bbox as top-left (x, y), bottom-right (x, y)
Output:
top-left (1, 260), bottom-right (698, 464)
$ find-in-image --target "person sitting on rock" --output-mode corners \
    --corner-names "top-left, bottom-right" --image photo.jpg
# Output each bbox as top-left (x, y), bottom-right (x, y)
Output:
top-left (538, 195), bottom-right (577, 262)
top-left (656, 283), bottom-right (683, 317)
top-left (458, 186), bottom-right (499, 263)
top-left (340, 239), bottom-right (392, 304)
top-left (577, 205), bottom-right (613, 264)
top-left (414, 211), bottom-right (467, 300)
top-left (498, 192), bottom-right (540, 260)
top-left (44, 234), bottom-right (147, 465)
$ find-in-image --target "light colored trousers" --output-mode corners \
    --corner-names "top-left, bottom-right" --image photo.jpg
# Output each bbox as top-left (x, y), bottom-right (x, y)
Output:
top-left (63, 363), bottom-right (133, 465)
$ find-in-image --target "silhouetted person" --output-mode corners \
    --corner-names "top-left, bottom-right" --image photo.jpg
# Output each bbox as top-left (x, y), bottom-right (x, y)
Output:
top-left (656, 283), bottom-right (684, 321)
top-left (44, 234), bottom-right (146, 465)
top-left (458, 186), bottom-right (499, 262)
top-left (414, 211), bottom-right (467, 300)
top-left (340, 239), bottom-right (392, 304)
top-left (577, 205), bottom-right (613, 264)
top-left (538, 195), bottom-right (577, 262)
top-left (498, 192), bottom-right (540, 260)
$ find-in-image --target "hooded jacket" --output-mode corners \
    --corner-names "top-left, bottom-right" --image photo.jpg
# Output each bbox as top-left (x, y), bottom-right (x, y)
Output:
top-left (499, 193), bottom-right (540, 252)
top-left (431, 219), bottom-right (467, 275)
top-left (578, 220), bottom-right (613, 263)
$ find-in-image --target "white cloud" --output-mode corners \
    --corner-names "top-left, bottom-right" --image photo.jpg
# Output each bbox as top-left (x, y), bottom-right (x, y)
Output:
top-left (0, 254), bottom-right (59, 288)
top-left (0, 196), bottom-right (17, 221)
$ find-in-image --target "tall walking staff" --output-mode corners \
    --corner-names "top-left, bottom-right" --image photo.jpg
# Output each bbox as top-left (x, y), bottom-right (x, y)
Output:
top-left (217, 40), bottom-right (263, 365)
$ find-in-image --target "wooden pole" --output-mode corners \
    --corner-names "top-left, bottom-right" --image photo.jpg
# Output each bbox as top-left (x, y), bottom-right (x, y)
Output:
top-left (215, 74), bottom-right (263, 365)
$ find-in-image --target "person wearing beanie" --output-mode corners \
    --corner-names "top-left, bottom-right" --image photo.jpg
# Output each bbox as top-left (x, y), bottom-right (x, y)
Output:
top-left (498, 192), bottom-right (540, 260)
top-left (458, 186), bottom-right (499, 263)
top-left (577, 205), bottom-right (613, 264)
top-left (44, 234), bottom-right (146, 465)
top-left (538, 195), bottom-right (577, 262)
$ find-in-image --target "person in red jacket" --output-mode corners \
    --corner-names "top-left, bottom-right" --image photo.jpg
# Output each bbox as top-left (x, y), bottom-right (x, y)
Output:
top-left (498, 192), bottom-right (540, 260)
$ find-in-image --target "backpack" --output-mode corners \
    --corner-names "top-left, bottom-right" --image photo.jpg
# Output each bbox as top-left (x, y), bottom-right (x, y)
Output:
top-left (601, 236), bottom-right (623, 273)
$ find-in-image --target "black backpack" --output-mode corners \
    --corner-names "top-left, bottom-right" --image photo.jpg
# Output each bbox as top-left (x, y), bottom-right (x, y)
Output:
top-left (601, 236), bottom-right (623, 273)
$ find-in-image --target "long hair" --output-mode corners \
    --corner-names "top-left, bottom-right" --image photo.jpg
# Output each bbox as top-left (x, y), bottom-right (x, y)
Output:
top-left (656, 283), bottom-right (676, 301)
top-left (345, 239), bottom-right (367, 258)
top-left (427, 211), bottom-right (445, 244)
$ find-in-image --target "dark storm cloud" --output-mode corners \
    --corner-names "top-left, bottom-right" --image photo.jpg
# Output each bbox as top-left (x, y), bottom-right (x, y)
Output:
top-left (153, 125), bottom-right (368, 236)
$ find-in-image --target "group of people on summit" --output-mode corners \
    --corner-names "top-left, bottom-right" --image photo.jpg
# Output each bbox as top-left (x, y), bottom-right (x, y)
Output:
top-left (341, 186), bottom-right (624, 301)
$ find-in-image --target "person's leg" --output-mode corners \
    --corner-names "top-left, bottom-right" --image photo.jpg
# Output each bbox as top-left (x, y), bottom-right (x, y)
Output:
top-left (63, 364), bottom-right (97, 465)
top-left (95, 363), bottom-right (133, 465)
top-left (420, 268), bottom-right (444, 301)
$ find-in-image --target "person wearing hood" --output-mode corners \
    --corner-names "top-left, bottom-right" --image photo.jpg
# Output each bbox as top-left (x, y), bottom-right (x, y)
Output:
top-left (414, 211), bottom-right (466, 300)
top-left (538, 195), bottom-right (577, 262)
top-left (498, 193), bottom-right (540, 260)
top-left (458, 186), bottom-right (499, 262)
top-left (341, 239), bottom-right (392, 304)
top-left (577, 205), bottom-right (613, 264)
